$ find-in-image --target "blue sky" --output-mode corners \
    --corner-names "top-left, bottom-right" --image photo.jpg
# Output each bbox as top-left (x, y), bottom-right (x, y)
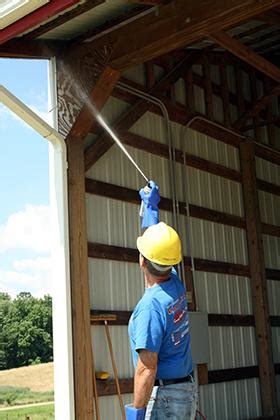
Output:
top-left (0, 58), bottom-right (51, 298)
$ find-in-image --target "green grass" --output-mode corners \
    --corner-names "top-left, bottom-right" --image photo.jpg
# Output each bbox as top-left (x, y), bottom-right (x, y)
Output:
top-left (0, 403), bottom-right (54, 419)
top-left (0, 387), bottom-right (53, 407)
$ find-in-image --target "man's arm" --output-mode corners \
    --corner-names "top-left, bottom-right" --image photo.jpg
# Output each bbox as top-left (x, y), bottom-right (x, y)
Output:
top-left (133, 349), bottom-right (158, 408)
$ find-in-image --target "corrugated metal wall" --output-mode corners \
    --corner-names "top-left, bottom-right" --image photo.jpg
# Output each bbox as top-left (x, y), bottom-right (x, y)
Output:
top-left (85, 61), bottom-right (280, 418)
top-left (256, 157), bottom-right (280, 405)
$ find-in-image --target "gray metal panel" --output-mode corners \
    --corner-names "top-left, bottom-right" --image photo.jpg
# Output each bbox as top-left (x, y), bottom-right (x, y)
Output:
top-left (209, 327), bottom-right (257, 370)
top-left (123, 64), bottom-right (146, 86)
top-left (194, 272), bottom-right (253, 315)
top-left (213, 95), bottom-right (224, 124)
top-left (100, 395), bottom-right (133, 420)
top-left (193, 85), bottom-right (206, 114)
top-left (88, 259), bottom-right (144, 311)
top-left (91, 325), bottom-right (133, 378)
top-left (189, 312), bottom-right (210, 364)
top-left (256, 157), bottom-right (280, 186)
top-left (267, 280), bottom-right (280, 316)
top-left (271, 327), bottom-right (280, 364)
top-left (199, 379), bottom-right (261, 420)
top-left (258, 191), bottom-right (280, 225)
top-left (189, 218), bottom-right (247, 264)
top-left (263, 234), bottom-right (280, 270)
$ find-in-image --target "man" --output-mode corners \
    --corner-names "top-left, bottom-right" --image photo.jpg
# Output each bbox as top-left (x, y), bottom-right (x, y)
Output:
top-left (125, 181), bottom-right (197, 420)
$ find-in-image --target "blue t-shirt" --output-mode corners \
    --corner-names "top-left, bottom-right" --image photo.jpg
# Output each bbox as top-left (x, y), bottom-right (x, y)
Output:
top-left (128, 269), bottom-right (193, 379)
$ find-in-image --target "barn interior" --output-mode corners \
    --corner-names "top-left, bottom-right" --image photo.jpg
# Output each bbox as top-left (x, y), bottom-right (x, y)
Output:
top-left (1, 1), bottom-right (280, 419)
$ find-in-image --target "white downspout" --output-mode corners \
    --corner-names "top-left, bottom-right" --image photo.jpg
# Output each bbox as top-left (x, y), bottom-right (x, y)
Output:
top-left (0, 83), bottom-right (75, 420)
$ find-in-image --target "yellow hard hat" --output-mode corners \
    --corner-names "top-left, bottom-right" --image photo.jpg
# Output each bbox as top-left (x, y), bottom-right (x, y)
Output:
top-left (137, 222), bottom-right (182, 266)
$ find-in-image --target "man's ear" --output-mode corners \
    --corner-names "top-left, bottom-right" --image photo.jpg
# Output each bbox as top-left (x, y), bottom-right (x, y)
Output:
top-left (139, 254), bottom-right (146, 269)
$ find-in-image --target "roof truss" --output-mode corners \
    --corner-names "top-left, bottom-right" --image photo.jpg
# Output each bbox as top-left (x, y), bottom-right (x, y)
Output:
top-left (208, 30), bottom-right (280, 82)
top-left (70, 0), bottom-right (280, 71)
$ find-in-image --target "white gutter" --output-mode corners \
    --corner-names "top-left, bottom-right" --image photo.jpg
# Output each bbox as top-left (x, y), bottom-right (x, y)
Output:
top-left (0, 83), bottom-right (75, 420)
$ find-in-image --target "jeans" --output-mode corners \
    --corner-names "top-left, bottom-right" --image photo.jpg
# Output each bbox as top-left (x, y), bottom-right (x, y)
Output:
top-left (145, 381), bottom-right (197, 420)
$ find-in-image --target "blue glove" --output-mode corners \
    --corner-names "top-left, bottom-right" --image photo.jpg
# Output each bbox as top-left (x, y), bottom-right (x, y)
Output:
top-left (125, 404), bottom-right (146, 420)
top-left (139, 180), bottom-right (160, 228)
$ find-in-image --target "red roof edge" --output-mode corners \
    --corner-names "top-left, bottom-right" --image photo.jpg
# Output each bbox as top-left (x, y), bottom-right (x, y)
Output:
top-left (0, 0), bottom-right (81, 45)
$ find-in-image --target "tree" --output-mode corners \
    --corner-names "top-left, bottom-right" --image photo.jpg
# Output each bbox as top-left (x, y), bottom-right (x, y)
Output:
top-left (0, 292), bottom-right (53, 370)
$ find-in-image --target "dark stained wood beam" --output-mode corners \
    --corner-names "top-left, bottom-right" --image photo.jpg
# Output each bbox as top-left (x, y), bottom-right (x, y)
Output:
top-left (255, 142), bottom-right (280, 166)
top-left (66, 66), bottom-right (121, 141)
top-left (240, 140), bottom-right (278, 417)
top-left (234, 84), bottom-right (280, 130)
top-left (208, 31), bottom-right (280, 82)
top-left (0, 39), bottom-right (61, 59)
top-left (86, 178), bottom-right (280, 237)
top-left (118, 131), bottom-right (242, 182)
top-left (257, 179), bottom-right (280, 197)
top-left (88, 242), bottom-right (250, 276)
top-left (256, 8), bottom-right (280, 25)
top-left (72, 0), bottom-right (280, 71)
top-left (90, 310), bottom-right (280, 327)
top-left (85, 178), bottom-right (245, 228)
top-left (94, 364), bottom-right (280, 396)
top-left (84, 51), bottom-right (200, 170)
top-left (23, 0), bottom-right (104, 41)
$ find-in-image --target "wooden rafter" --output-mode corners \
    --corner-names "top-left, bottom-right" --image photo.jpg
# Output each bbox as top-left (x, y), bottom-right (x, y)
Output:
top-left (22, 0), bottom-right (104, 41)
top-left (0, 39), bottom-right (61, 59)
top-left (256, 8), bottom-right (280, 25)
top-left (66, 66), bottom-right (121, 141)
top-left (234, 84), bottom-right (280, 131)
top-left (208, 31), bottom-right (280, 82)
top-left (71, 0), bottom-right (280, 71)
top-left (84, 51), bottom-right (200, 170)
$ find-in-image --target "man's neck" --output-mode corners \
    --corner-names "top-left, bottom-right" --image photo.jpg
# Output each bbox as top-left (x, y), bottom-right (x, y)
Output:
top-left (145, 272), bottom-right (170, 288)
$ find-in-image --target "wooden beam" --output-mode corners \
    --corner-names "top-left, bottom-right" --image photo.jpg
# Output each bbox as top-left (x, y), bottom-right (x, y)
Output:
top-left (256, 8), bottom-right (280, 25)
top-left (86, 178), bottom-right (280, 238)
top-left (113, 76), bottom-right (193, 125)
top-left (114, 72), bottom-right (280, 136)
top-left (67, 135), bottom-right (94, 419)
top-left (90, 310), bottom-right (280, 327)
top-left (119, 132), bottom-right (242, 182)
top-left (208, 31), bottom-right (280, 82)
top-left (94, 364), bottom-right (280, 396)
top-left (255, 142), bottom-right (280, 166)
top-left (240, 139), bottom-right (278, 417)
top-left (71, 0), bottom-right (280, 71)
top-left (85, 178), bottom-right (245, 228)
top-left (88, 242), bottom-right (250, 277)
top-left (257, 179), bottom-right (280, 197)
top-left (234, 84), bottom-right (280, 131)
top-left (84, 52), bottom-right (200, 170)
top-left (0, 39), bottom-right (60, 59)
top-left (66, 66), bottom-right (121, 141)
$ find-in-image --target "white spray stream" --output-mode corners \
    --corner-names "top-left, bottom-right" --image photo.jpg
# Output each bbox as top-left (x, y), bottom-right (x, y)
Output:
top-left (95, 112), bottom-right (149, 183)
top-left (67, 68), bottom-right (149, 183)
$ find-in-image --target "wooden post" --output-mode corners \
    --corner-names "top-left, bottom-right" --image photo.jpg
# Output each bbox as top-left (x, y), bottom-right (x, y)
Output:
top-left (239, 140), bottom-right (278, 418)
top-left (67, 136), bottom-right (94, 420)
top-left (66, 66), bottom-right (120, 419)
